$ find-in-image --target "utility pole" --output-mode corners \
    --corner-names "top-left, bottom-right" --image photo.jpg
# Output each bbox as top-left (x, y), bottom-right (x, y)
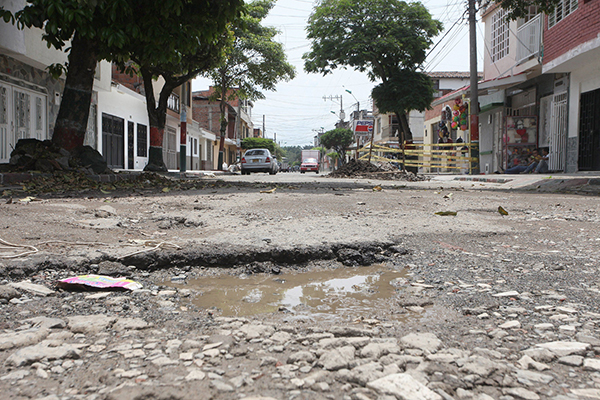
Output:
top-left (344, 89), bottom-right (360, 159)
top-left (237, 100), bottom-right (242, 162)
top-left (469, 0), bottom-right (480, 174)
top-left (262, 114), bottom-right (265, 138)
top-left (179, 107), bottom-right (187, 174)
top-left (323, 95), bottom-right (345, 123)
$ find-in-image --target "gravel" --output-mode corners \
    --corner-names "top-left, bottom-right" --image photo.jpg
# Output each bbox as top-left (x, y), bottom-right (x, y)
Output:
top-left (0, 176), bottom-right (599, 399)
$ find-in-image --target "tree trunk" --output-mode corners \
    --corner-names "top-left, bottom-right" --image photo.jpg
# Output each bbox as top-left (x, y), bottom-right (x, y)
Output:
top-left (398, 112), bottom-right (412, 142)
top-left (141, 68), bottom-right (168, 172)
top-left (51, 33), bottom-right (97, 151)
top-left (218, 94), bottom-right (228, 170)
top-left (397, 111), bottom-right (417, 173)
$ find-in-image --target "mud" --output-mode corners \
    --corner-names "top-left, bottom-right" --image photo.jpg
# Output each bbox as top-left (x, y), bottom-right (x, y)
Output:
top-left (164, 264), bottom-right (410, 321)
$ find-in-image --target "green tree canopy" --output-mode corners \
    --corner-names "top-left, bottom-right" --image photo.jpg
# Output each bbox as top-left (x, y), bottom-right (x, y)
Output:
top-left (371, 69), bottom-right (434, 116)
top-left (241, 137), bottom-right (276, 153)
top-left (123, 0), bottom-right (241, 171)
top-left (319, 128), bottom-right (353, 165)
top-left (1, 0), bottom-right (135, 150)
top-left (0, 0), bottom-right (242, 160)
top-left (497, 0), bottom-right (561, 20)
top-left (206, 0), bottom-right (296, 169)
top-left (303, 0), bottom-right (442, 141)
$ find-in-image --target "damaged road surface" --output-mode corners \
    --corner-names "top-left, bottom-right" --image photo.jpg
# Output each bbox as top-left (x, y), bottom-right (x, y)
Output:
top-left (1, 175), bottom-right (600, 400)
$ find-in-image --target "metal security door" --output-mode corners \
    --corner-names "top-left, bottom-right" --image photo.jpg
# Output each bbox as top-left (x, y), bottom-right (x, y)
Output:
top-left (127, 121), bottom-right (135, 170)
top-left (162, 126), bottom-right (177, 169)
top-left (549, 92), bottom-right (568, 171)
top-left (0, 83), bottom-right (10, 163)
top-left (579, 88), bottom-right (600, 171)
top-left (101, 113), bottom-right (125, 169)
top-left (32, 94), bottom-right (47, 140)
top-left (14, 89), bottom-right (30, 141)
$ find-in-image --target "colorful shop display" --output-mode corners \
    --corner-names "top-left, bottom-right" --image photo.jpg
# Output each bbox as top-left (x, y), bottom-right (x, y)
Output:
top-left (451, 98), bottom-right (469, 131)
top-left (503, 116), bottom-right (538, 170)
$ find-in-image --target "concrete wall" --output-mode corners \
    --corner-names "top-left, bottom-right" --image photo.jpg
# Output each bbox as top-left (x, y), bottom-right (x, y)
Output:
top-left (97, 84), bottom-right (149, 170)
top-left (482, 5), bottom-right (519, 81)
top-left (0, 1), bottom-right (68, 71)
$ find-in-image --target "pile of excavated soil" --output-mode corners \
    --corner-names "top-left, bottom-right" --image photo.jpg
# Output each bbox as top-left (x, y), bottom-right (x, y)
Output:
top-left (327, 159), bottom-right (428, 181)
top-left (0, 138), bottom-right (112, 175)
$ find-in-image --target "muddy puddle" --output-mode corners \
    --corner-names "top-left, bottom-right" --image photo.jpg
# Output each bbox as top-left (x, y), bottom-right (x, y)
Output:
top-left (168, 265), bottom-right (420, 322)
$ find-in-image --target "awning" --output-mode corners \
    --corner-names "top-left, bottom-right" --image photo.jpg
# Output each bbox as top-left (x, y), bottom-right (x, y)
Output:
top-left (478, 73), bottom-right (527, 91)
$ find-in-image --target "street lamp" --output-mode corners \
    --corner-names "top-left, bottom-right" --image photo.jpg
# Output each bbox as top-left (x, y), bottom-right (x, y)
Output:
top-left (331, 110), bottom-right (345, 121)
top-left (344, 89), bottom-right (359, 112)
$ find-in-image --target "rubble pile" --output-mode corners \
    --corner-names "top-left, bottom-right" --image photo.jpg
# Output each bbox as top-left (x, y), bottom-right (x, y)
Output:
top-left (328, 159), bottom-right (427, 182)
top-left (0, 138), bottom-right (111, 175)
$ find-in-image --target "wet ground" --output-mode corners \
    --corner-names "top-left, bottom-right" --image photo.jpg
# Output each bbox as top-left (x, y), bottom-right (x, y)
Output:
top-left (165, 264), bottom-right (411, 321)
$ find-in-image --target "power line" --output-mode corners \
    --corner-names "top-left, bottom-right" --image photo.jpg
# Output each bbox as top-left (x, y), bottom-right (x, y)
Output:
top-left (422, 7), bottom-right (468, 65)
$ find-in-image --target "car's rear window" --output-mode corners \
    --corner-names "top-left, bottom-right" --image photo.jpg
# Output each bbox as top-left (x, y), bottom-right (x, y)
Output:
top-left (246, 150), bottom-right (268, 156)
top-left (245, 150), bottom-right (267, 156)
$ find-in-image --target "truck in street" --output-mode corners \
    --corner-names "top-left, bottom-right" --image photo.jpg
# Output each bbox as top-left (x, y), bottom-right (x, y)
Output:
top-left (300, 149), bottom-right (320, 173)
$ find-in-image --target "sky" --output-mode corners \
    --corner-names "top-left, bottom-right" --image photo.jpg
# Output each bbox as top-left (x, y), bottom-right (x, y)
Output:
top-left (192, 0), bottom-right (484, 147)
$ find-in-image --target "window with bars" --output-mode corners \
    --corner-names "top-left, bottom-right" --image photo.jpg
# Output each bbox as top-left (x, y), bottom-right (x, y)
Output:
top-left (167, 93), bottom-right (180, 113)
top-left (137, 124), bottom-right (148, 157)
top-left (517, 5), bottom-right (540, 27)
top-left (0, 86), bottom-right (7, 125)
top-left (35, 97), bottom-right (42, 130)
top-left (548, 0), bottom-right (578, 28)
top-left (491, 9), bottom-right (509, 62)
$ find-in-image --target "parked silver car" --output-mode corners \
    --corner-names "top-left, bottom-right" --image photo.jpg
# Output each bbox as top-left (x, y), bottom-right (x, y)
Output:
top-left (241, 148), bottom-right (278, 175)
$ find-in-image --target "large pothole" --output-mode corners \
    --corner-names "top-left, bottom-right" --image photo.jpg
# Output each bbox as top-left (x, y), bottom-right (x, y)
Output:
top-left (163, 264), bottom-right (434, 323)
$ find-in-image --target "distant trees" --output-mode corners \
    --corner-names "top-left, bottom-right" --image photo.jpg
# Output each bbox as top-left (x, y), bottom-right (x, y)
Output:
top-left (241, 137), bottom-right (276, 153)
top-left (319, 128), bottom-right (353, 165)
top-left (282, 145), bottom-right (303, 165)
top-left (303, 0), bottom-right (442, 142)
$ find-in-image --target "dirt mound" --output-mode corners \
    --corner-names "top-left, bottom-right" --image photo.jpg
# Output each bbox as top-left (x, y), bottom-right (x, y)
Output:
top-left (0, 138), bottom-right (111, 175)
top-left (327, 159), bottom-right (427, 181)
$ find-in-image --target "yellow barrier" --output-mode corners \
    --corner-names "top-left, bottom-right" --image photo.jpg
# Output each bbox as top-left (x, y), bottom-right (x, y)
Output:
top-left (358, 142), bottom-right (478, 172)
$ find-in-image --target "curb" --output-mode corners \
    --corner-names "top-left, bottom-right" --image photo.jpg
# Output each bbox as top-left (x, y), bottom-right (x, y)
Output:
top-left (0, 170), bottom-right (232, 186)
top-left (453, 176), bottom-right (514, 184)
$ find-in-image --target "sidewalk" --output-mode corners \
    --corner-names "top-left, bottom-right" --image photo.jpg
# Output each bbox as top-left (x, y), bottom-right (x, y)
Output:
top-left (0, 169), bottom-right (234, 186)
top-left (430, 172), bottom-right (600, 194)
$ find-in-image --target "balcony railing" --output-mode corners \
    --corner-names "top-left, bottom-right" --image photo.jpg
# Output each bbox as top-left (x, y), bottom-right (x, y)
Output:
top-left (516, 14), bottom-right (542, 65)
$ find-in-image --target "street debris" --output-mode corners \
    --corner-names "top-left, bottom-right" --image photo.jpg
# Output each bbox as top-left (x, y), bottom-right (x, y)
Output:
top-left (435, 211), bottom-right (457, 216)
top-left (119, 241), bottom-right (182, 259)
top-left (18, 196), bottom-right (42, 204)
top-left (327, 160), bottom-right (428, 181)
top-left (57, 275), bottom-right (142, 291)
top-left (0, 238), bottom-right (38, 259)
top-left (260, 188), bottom-right (277, 194)
top-left (498, 205), bottom-right (509, 215)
